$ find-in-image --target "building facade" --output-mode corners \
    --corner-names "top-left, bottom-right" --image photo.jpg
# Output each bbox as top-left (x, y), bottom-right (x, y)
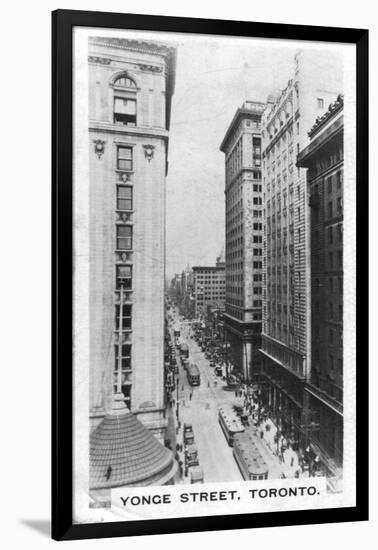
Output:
top-left (192, 259), bottom-right (226, 319)
top-left (88, 36), bottom-right (176, 442)
top-left (260, 49), bottom-right (343, 445)
top-left (297, 95), bottom-right (344, 485)
top-left (220, 101), bottom-right (265, 381)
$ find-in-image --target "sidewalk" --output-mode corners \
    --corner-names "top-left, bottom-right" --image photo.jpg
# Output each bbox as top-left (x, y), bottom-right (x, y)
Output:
top-left (165, 402), bottom-right (183, 484)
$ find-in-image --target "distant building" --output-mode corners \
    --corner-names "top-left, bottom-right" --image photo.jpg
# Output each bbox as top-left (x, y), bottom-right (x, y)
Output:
top-left (220, 100), bottom-right (265, 381)
top-left (297, 94), bottom-right (344, 486)
top-left (260, 49), bottom-right (343, 448)
top-left (88, 36), bottom-right (177, 494)
top-left (192, 258), bottom-right (226, 319)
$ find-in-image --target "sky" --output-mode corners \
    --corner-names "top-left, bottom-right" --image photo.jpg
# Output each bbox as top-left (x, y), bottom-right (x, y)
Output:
top-left (165, 35), bottom-right (296, 277)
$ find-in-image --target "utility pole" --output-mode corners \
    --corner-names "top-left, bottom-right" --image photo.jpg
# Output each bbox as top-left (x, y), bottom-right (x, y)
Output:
top-left (116, 280), bottom-right (125, 400)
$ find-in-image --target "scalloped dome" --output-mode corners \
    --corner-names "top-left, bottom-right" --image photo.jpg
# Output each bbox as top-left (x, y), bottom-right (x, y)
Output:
top-left (90, 406), bottom-right (176, 489)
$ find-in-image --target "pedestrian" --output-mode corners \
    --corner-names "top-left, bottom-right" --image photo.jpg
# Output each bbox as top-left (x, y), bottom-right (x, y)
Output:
top-left (208, 381), bottom-right (210, 388)
top-left (189, 392), bottom-right (192, 401)
top-left (235, 390), bottom-right (237, 397)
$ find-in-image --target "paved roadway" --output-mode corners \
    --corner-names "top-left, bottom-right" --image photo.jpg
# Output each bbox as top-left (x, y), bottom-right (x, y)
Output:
top-left (170, 310), bottom-right (243, 484)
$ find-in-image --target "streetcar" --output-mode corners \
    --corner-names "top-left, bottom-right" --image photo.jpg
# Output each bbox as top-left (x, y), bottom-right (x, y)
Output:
top-left (187, 363), bottom-right (201, 386)
top-left (233, 432), bottom-right (269, 480)
top-left (218, 406), bottom-right (245, 446)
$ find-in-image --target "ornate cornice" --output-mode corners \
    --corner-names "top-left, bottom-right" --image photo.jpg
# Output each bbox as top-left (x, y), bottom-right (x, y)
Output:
top-left (88, 56), bottom-right (112, 65)
top-left (89, 37), bottom-right (175, 59)
top-left (139, 64), bottom-right (163, 73)
top-left (308, 94), bottom-right (344, 138)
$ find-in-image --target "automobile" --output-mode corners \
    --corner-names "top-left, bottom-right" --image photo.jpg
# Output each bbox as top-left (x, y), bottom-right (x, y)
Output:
top-left (186, 444), bottom-right (199, 467)
top-left (183, 423), bottom-right (195, 445)
top-left (190, 465), bottom-right (204, 484)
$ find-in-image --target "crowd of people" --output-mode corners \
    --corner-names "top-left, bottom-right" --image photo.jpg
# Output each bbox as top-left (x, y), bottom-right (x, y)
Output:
top-left (235, 384), bottom-right (324, 479)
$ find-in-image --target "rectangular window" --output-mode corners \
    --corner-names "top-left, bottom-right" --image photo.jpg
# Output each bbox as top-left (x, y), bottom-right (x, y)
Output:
top-left (117, 225), bottom-right (132, 250)
top-left (328, 201), bottom-right (333, 218)
top-left (115, 304), bottom-right (132, 330)
top-left (117, 185), bottom-right (133, 210)
top-left (317, 98), bottom-right (324, 109)
top-left (114, 97), bottom-right (136, 126)
top-left (329, 251), bottom-right (333, 268)
top-left (337, 171), bottom-right (343, 188)
top-left (338, 224), bottom-right (343, 242)
top-left (117, 146), bottom-right (133, 171)
top-left (337, 197), bottom-right (343, 215)
top-left (329, 303), bottom-right (334, 319)
top-left (116, 265), bottom-right (132, 289)
top-left (114, 343), bottom-right (132, 371)
top-left (327, 176), bottom-right (332, 193)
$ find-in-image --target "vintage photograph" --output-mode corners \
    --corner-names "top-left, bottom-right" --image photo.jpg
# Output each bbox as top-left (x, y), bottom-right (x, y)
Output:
top-left (72, 27), bottom-right (356, 524)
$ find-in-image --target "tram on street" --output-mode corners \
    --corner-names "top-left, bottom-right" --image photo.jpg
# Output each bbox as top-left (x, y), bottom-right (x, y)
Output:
top-left (218, 406), bottom-right (245, 446)
top-left (233, 432), bottom-right (269, 480)
top-left (187, 363), bottom-right (201, 386)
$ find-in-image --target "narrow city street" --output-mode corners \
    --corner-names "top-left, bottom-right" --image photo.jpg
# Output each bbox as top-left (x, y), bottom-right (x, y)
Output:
top-left (170, 310), bottom-right (242, 483)
top-left (168, 307), bottom-right (289, 484)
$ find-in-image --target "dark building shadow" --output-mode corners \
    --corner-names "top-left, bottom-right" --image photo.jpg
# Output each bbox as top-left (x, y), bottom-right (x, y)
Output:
top-left (20, 519), bottom-right (50, 538)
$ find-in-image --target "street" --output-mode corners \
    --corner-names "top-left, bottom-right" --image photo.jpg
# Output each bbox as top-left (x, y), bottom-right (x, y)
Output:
top-left (168, 307), bottom-right (291, 484)
top-left (170, 309), bottom-right (243, 483)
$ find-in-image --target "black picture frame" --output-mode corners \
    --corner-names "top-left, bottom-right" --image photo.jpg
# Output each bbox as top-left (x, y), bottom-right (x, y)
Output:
top-left (52, 9), bottom-right (369, 541)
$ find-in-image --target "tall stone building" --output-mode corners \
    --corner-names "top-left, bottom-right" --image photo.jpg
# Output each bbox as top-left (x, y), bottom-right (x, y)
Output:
top-left (297, 95), bottom-right (344, 487)
top-left (87, 36), bottom-right (177, 493)
top-left (220, 101), bottom-right (265, 381)
top-left (260, 49), bottom-right (343, 445)
top-left (192, 258), bottom-right (226, 319)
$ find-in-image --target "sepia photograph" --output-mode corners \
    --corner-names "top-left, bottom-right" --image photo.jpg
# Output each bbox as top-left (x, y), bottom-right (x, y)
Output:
top-left (52, 11), bottom-right (367, 538)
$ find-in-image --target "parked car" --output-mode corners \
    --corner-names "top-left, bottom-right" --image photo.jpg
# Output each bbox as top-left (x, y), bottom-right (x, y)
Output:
top-left (190, 466), bottom-right (204, 484)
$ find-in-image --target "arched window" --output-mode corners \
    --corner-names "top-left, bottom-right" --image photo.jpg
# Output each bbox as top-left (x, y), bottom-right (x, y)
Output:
top-left (113, 74), bottom-right (137, 126)
top-left (114, 76), bottom-right (136, 88)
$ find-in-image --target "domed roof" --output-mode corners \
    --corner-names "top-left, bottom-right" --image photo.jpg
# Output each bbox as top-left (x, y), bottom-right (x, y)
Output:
top-left (90, 394), bottom-right (176, 489)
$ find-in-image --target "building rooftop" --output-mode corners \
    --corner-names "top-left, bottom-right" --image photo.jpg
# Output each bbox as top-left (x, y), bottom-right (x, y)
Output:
top-left (220, 102), bottom-right (265, 152)
top-left (308, 94), bottom-right (344, 138)
top-left (192, 265), bottom-right (225, 271)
